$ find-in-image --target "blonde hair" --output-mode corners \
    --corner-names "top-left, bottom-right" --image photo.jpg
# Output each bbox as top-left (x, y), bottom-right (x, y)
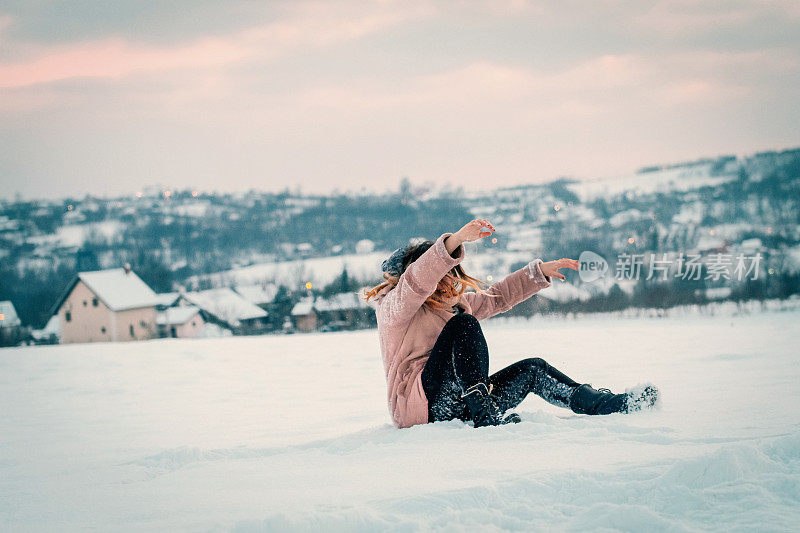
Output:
top-left (363, 241), bottom-right (499, 311)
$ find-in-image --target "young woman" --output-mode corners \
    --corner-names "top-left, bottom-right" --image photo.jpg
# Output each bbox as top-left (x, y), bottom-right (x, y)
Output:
top-left (365, 219), bottom-right (659, 429)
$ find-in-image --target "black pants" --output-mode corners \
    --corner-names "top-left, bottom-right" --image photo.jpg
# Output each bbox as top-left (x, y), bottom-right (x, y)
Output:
top-left (421, 312), bottom-right (581, 423)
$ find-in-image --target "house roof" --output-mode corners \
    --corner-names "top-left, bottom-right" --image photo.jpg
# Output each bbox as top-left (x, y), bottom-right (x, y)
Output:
top-left (0, 300), bottom-right (21, 327)
top-left (154, 292), bottom-right (181, 308)
top-left (157, 306), bottom-right (201, 326)
top-left (31, 315), bottom-right (60, 340)
top-left (291, 292), bottom-right (372, 316)
top-left (50, 268), bottom-right (160, 315)
top-left (43, 314), bottom-right (60, 334)
top-left (180, 288), bottom-right (267, 326)
top-left (234, 283), bottom-right (278, 305)
top-left (291, 296), bottom-right (315, 316)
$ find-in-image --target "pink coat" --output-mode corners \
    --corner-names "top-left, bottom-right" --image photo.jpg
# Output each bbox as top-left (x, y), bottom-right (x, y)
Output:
top-left (372, 232), bottom-right (552, 428)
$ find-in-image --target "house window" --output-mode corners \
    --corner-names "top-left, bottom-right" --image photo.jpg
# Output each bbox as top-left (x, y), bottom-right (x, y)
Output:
top-left (191, 321), bottom-right (196, 327)
top-left (129, 324), bottom-right (135, 337)
top-left (140, 320), bottom-right (147, 328)
top-left (65, 311), bottom-right (72, 322)
top-left (92, 298), bottom-right (98, 307)
top-left (101, 326), bottom-right (106, 334)
top-left (83, 300), bottom-right (87, 306)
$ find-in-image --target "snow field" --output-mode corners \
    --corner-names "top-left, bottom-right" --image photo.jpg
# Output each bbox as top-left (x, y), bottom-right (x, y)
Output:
top-left (1, 310), bottom-right (799, 531)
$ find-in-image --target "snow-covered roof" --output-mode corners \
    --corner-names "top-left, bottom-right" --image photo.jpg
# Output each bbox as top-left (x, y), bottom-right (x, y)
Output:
top-left (180, 288), bottom-right (267, 326)
top-left (706, 287), bottom-right (733, 300)
top-left (157, 306), bottom-right (201, 326)
top-left (290, 292), bottom-right (370, 315)
top-left (291, 296), bottom-right (315, 316)
top-left (0, 300), bottom-right (21, 327)
top-left (43, 314), bottom-right (60, 335)
top-left (154, 292), bottom-right (181, 308)
top-left (31, 315), bottom-right (60, 340)
top-left (50, 268), bottom-right (160, 315)
top-left (314, 292), bottom-right (369, 312)
top-left (355, 239), bottom-right (375, 254)
top-left (234, 284), bottom-right (278, 305)
top-left (77, 268), bottom-right (160, 311)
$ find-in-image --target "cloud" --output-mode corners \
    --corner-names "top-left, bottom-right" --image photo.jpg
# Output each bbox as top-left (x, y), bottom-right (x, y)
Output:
top-left (1, 1), bottom-right (799, 200)
top-left (634, 0), bottom-right (800, 34)
top-left (0, 2), bottom-right (428, 89)
top-left (0, 14), bottom-right (12, 34)
top-left (289, 49), bottom-right (764, 118)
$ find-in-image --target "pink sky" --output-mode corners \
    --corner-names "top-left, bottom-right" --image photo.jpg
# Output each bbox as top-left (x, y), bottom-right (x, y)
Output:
top-left (1, 1), bottom-right (798, 199)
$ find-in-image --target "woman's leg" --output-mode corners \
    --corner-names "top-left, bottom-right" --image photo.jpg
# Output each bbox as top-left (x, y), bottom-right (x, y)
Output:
top-left (488, 358), bottom-right (649, 415)
top-left (421, 313), bottom-right (490, 422)
top-left (488, 358), bottom-right (581, 413)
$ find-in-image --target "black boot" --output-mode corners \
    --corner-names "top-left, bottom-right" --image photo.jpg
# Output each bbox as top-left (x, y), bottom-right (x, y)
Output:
top-left (569, 384), bottom-right (628, 415)
top-left (570, 383), bottom-right (660, 415)
top-left (461, 383), bottom-right (520, 427)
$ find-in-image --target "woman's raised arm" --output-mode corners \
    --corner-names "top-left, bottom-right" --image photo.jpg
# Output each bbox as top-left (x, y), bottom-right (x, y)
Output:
top-left (379, 219), bottom-right (496, 328)
top-left (379, 232), bottom-right (465, 327)
top-left (461, 258), bottom-right (578, 321)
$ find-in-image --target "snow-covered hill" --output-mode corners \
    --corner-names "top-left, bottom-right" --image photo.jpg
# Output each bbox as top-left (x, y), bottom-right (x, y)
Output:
top-left (567, 159), bottom-right (738, 201)
top-left (2, 308), bottom-right (799, 531)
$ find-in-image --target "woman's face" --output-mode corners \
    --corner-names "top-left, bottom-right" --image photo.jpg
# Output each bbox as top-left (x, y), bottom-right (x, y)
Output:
top-left (437, 273), bottom-right (458, 296)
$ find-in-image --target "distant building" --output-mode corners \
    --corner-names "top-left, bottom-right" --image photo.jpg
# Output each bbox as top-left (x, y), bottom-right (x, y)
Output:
top-left (178, 288), bottom-right (268, 334)
top-left (290, 292), bottom-right (376, 333)
top-left (291, 296), bottom-right (317, 333)
top-left (157, 306), bottom-right (205, 338)
top-left (153, 292), bottom-right (181, 310)
top-left (314, 292), bottom-right (375, 331)
top-left (30, 315), bottom-right (60, 345)
top-left (0, 300), bottom-right (24, 347)
top-left (234, 283), bottom-right (278, 311)
top-left (50, 267), bottom-right (160, 344)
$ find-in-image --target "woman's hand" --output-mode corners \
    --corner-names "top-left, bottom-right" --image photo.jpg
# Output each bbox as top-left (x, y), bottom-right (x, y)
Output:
top-left (445, 219), bottom-right (496, 256)
top-left (540, 258), bottom-right (580, 281)
top-left (455, 219), bottom-right (496, 243)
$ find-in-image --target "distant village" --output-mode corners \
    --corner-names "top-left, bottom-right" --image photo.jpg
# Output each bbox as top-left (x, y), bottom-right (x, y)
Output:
top-left (2, 147), bottom-right (799, 347)
top-left (0, 264), bottom-right (376, 346)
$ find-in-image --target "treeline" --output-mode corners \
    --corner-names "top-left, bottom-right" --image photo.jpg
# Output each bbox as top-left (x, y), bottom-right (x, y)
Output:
top-left (496, 271), bottom-right (800, 319)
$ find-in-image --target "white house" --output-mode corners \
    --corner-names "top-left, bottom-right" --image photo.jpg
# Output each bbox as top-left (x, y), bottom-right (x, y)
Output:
top-left (30, 315), bottom-right (60, 345)
top-left (50, 267), bottom-right (160, 344)
top-left (290, 296), bottom-right (316, 332)
top-left (156, 306), bottom-right (205, 338)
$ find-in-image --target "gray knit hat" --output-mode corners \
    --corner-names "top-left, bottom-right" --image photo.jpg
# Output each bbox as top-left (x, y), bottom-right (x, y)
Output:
top-left (381, 238), bottom-right (428, 277)
top-left (381, 245), bottom-right (412, 277)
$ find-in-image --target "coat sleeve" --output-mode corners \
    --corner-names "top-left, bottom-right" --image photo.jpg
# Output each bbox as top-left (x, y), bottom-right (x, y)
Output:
top-left (378, 232), bottom-right (465, 328)
top-left (462, 259), bottom-right (552, 321)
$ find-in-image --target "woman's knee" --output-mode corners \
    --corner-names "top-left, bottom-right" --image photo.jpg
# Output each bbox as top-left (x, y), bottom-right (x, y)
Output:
top-left (521, 357), bottom-right (548, 370)
top-left (446, 312), bottom-right (480, 330)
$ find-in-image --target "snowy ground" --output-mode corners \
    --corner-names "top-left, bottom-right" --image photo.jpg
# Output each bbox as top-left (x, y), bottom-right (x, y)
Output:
top-left (2, 309), bottom-right (799, 532)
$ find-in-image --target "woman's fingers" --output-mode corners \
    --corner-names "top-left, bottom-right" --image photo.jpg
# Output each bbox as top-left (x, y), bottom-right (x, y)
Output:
top-left (463, 219), bottom-right (495, 241)
top-left (478, 219), bottom-right (496, 232)
top-left (560, 258), bottom-right (580, 270)
top-left (458, 219), bottom-right (495, 242)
